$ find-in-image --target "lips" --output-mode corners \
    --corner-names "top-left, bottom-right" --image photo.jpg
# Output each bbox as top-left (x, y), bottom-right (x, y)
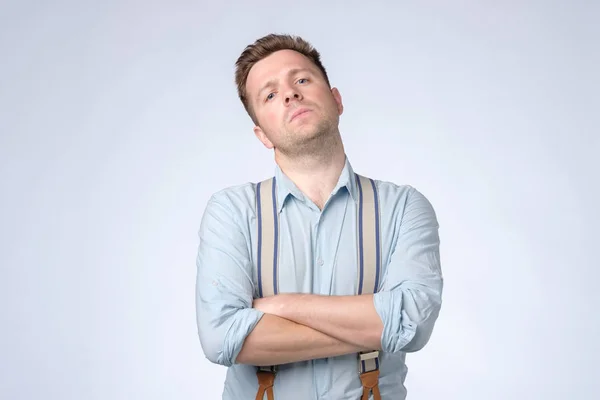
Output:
top-left (289, 108), bottom-right (311, 122)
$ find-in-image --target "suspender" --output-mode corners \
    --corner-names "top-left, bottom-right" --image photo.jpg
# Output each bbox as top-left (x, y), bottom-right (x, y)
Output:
top-left (254, 174), bottom-right (382, 400)
top-left (355, 175), bottom-right (383, 400)
top-left (256, 177), bottom-right (280, 299)
top-left (254, 177), bottom-right (280, 400)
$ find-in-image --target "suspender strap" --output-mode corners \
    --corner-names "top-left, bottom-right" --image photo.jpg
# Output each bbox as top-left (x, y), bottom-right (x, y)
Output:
top-left (255, 178), bottom-right (279, 399)
top-left (256, 177), bottom-right (279, 298)
top-left (254, 174), bottom-right (382, 400)
top-left (355, 174), bottom-right (381, 296)
top-left (355, 174), bottom-right (382, 400)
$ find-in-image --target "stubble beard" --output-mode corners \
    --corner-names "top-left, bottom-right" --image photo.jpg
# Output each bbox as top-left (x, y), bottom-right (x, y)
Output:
top-left (277, 115), bottom-right (341, 162)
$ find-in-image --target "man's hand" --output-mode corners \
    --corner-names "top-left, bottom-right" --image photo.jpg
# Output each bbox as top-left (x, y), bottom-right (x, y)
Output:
top-left (252, 297), bottom-right (273, 314)
top-left (252, 294), bottom-right (294, 316)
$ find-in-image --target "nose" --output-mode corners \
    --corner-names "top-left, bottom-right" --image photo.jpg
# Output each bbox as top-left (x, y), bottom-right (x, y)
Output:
top-left (284, 87), bottom-right (303, 104)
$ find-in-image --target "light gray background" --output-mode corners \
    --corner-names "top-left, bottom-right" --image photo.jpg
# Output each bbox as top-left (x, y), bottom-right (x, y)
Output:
top-left (1, 1), bottom-right (598, 399)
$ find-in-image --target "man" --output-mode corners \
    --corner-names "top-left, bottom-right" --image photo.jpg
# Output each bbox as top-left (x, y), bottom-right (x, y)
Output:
top-left (196, 33), bottom-right (443, 400)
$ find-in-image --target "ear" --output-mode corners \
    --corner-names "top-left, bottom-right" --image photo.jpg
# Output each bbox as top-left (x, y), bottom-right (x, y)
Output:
top-left (253, 125), bottom-right (274, 149)
top-left (331, 87), bottom-right (344, 116)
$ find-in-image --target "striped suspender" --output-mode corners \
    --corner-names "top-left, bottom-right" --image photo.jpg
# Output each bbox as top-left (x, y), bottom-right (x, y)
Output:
top-left (355, 175), bottom-right (383, 400)
top-left (256, 177), bottom-right (280, 298)
top-left (254, 177), bottom-right (279, 400)
top-left (356, 174), bottom-right (382, 297)
top-left (255, 174), bottom-right (382, 400)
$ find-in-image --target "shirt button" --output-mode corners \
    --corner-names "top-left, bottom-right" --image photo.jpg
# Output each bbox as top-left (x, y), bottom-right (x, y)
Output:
top-left (317, 259), bottom-right (324, 266)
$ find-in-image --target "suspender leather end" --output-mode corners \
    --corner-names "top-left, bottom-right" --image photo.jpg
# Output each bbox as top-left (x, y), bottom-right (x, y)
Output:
top-left (359, 370), bottom-right (382, 400)
top-left (359, 350), bottom-right (381, 399)
top-left (256, 369), bottom-right (276, 400)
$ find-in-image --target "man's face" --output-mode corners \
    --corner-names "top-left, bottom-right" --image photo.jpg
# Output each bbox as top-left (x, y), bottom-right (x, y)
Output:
top-left (245, 49), bottom-right (343, 155)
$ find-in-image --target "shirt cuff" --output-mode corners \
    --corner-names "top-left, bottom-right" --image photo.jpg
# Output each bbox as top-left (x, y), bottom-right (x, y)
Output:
top-left (373, 290), bottom-right (417, 353)
top-left (220, 307), bottom-right (265, 366)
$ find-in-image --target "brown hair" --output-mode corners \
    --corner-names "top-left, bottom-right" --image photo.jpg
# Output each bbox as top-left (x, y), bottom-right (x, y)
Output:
top-left (234, 33), bottom-right (331, 124)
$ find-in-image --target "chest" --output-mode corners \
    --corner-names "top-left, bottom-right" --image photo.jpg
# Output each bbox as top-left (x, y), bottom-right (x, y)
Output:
top-left (249, 188), bottom-right (393, 298)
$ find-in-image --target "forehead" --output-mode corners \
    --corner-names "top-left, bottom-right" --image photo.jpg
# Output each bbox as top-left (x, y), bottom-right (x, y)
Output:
top-left (246, 49), bottom-right (317, 93)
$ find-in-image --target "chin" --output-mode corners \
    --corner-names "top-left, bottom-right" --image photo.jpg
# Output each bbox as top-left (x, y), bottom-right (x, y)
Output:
top-left (292, 126), bottom-right (321, 139)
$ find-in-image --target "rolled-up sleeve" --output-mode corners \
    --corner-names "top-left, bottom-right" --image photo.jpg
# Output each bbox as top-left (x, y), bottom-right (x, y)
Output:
top-left (195, 193), bottom-right (264, 367)
top-left (373, 187), bottom-right (443, 353)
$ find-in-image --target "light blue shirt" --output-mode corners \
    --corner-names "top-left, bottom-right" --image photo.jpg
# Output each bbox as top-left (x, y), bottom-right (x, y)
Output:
top-left (195, 156), bottom-right (443, 399)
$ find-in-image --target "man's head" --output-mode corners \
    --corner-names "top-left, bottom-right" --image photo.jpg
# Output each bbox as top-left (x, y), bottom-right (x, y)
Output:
top-left (234, 34), bottom-right (344, 157)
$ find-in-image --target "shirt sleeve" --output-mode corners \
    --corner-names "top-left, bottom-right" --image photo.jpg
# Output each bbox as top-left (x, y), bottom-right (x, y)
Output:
top-left (195, 193), bottom-right (264, 367)
top-left (373, 187), bottom-right (443, 353)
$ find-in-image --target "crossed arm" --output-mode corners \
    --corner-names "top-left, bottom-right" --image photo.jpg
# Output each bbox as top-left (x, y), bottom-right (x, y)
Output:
top-left (196, 188), bottom-right (442, 367)
top-left (236, 294), bottom-right (382, 366)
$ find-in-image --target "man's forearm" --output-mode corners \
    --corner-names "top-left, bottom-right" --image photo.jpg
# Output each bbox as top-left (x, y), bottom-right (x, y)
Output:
top-left (235, 313), bottom-right (369, 366)
top-left (254, 294), bottom-right (384, 350)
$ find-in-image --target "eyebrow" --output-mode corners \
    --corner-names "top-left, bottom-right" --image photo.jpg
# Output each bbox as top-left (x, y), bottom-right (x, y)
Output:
top-left (256, 68), bottom-right (313, 100)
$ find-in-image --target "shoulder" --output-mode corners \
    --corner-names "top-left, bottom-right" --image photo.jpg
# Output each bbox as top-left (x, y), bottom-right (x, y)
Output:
top-left (371, 177), bottom-right (414, 199)
top-left (208, 182), bottom-right (256, 209)
top-left (365, 175), bottom-right (424, 205)
top-left (366, 176), bottom-right (437, 223)
top-left (203, 179), bottom-right (267, 224)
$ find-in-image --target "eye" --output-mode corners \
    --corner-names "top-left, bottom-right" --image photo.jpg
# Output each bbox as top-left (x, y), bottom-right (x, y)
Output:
top-left (266, 92), bottom-right (275, 101)
top-left (297, 78), bottom-right (309, 84)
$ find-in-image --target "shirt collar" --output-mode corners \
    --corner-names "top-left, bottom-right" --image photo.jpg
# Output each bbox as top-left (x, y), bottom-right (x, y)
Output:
top-left (273, 155), bottom-right (359, 213)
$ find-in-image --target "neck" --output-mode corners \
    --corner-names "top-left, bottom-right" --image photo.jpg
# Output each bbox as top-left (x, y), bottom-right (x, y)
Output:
top-left (274, 134), bottom-right (346, 210)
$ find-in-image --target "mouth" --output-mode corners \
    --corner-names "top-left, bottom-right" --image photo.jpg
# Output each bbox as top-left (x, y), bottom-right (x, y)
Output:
top-left (289, 108), bottom-right (311, 122)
